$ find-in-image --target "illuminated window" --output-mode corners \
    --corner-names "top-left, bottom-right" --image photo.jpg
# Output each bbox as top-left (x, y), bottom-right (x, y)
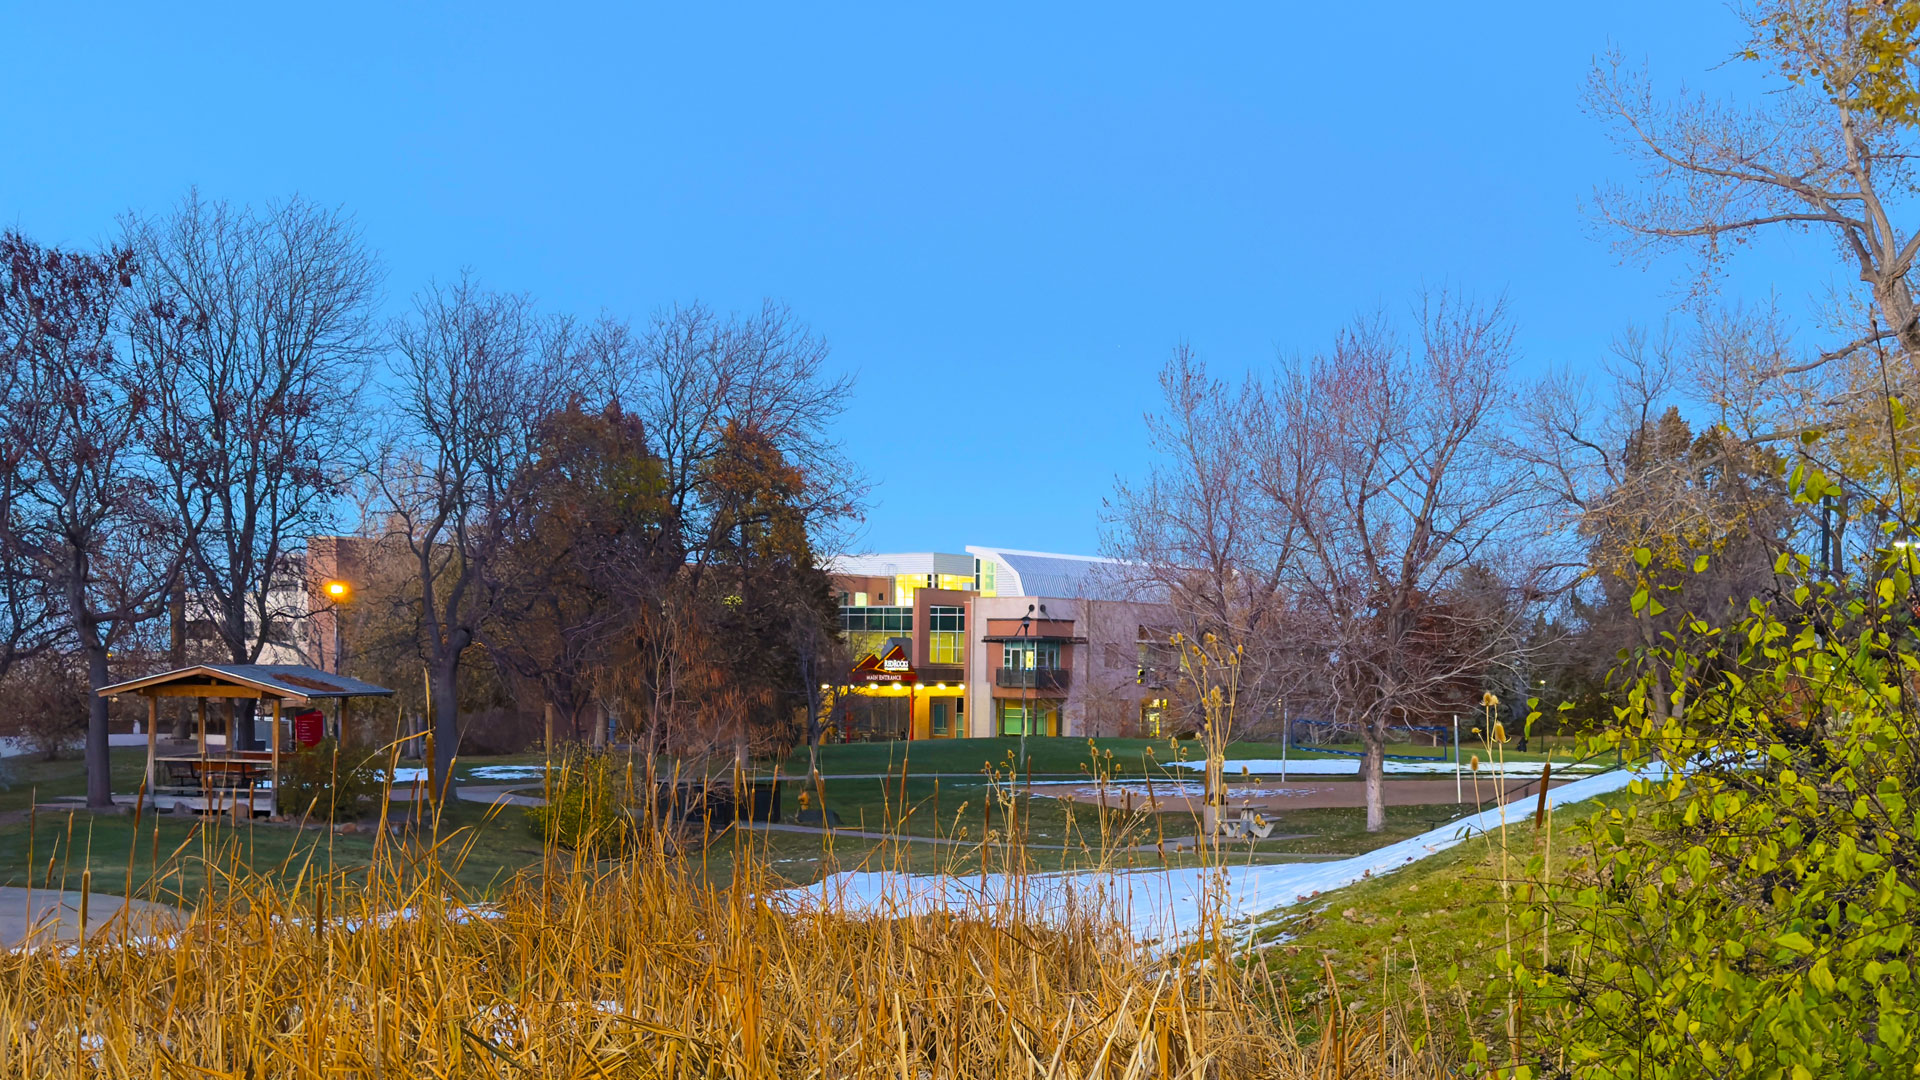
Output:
top-left (839, 606), bottom-right (913, 633)
top-left (998, 701), bottom-right (1056, 736)
top-left (842, 605), bottom-right (913, 663)
top-left (1140, 698), bottom-right (1168, 738)
top-left (1002, 640), bottom-right (1060, 670)
top-left (928, 605), bottom-right (965, 664)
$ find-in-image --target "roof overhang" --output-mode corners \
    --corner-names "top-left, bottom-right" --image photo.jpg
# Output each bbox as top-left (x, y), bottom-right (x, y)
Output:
top-left (96, 665), bottom-right (312, 702)
top-left (96, 664), bottom-right (397, 702)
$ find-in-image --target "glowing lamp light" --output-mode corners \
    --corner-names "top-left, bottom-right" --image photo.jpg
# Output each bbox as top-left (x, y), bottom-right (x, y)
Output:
top-left (323, 579), bottom-right (351, 602)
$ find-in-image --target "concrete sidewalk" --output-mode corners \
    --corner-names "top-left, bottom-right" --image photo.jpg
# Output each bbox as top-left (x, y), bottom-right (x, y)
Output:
top-left (0, 887), bottom-right (181, 949)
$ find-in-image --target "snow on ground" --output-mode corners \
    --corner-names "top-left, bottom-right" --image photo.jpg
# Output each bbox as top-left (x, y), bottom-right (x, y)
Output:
top-left (777, 767), bottom-right (1654, 945)
top-left (467, 765), bottom-right (550, 780)
top-left (384, 764), bottom-right (549, 784)
top-left (1027, 781), bottom-right (1316, 800)
top-left (1172, 757), bottom-right (1602, 777)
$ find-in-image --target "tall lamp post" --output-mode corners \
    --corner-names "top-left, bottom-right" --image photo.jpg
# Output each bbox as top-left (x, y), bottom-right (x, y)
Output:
top-left (323, 579), bottom-right (351, 741)
top-left (1014, 605), bottom-right (1034, 768)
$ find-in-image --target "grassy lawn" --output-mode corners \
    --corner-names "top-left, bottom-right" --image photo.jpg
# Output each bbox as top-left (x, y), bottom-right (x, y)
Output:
top-left (0, 744), bottom-right (1572, 903)
top-left (1248, 791), bottom-right (1628, 1047)
top-left (771, 735), bottom-right (1582, 779)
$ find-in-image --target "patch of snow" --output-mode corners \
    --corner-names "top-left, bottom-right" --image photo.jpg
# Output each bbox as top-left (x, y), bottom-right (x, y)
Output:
top-left (1172, 758), bottom-right (1603, 777)
top-left (1029, 781), bottom-right (1316, 800)
top-left (776, 766), bottom-right (1661, 946)
top-left (467, 765), bottom-right (552, 781)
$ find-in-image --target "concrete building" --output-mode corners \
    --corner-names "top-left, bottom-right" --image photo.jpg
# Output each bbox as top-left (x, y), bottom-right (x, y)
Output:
top-left (826, 546), bottom-right (1174, 741)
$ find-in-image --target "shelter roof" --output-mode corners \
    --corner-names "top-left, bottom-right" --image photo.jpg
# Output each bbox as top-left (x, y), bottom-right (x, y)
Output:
top-left (96, 664), bottom-right (396, 701)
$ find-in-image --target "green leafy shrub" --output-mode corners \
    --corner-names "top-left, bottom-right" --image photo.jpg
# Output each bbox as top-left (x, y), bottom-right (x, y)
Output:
top-left (277, 739), bottom-right (384, 821)
top-left (1505, 537), bottom-right (1920, 1077)
top-left (526, 754), bottom-right (633, 854)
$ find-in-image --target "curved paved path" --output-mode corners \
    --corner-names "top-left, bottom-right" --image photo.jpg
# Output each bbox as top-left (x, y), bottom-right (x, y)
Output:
top-left (0, 888), bottom-right (180, 948)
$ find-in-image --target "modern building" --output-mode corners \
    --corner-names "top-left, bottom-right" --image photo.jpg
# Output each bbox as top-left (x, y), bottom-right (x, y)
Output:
top-left (825, 546), bottom-right (1174, 741)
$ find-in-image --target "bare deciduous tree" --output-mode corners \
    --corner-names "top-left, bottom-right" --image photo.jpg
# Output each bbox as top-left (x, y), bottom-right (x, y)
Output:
top-left (590, 302), bottom-right (862, 757)
top-left (1589, 4), bottom-right (1920, 366)
top-left (599, 302), bottom-right (863, 577)
top-left (125, 193), bottom-right (381, 748)
top-left (1253, 297), bottom-right (1559, 832)
top-left (0, 234), bottom-right (179, 808)
top-left (378, 275), bottom-right (576, 799)
top-left (1104, 345), bottom-right (1298, 732)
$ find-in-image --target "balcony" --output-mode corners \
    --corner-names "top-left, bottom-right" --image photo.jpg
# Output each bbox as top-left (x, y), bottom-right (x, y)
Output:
top-left (996, 667), bottom-right (1071, 692)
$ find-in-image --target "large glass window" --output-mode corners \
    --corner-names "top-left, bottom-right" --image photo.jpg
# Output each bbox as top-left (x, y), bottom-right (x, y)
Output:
top-left (1001, 640), bottom-right (1060, 670)
top-left (839, 606), bottom-right (913, 633)
top-left (997, 701), bottom-right (1057, 736)
top-left (928, 605), bottom-right (965, 664)
top-left (842, 605), bottom-right (913, 664)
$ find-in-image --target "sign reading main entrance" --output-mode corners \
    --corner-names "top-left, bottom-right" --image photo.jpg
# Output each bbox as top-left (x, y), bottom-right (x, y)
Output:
top-left (853, 643), bottom-right (917, 683)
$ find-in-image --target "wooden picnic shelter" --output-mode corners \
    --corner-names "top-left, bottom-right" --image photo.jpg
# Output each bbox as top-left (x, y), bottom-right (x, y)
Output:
top-left (97, 664), bottom-right (396, 816)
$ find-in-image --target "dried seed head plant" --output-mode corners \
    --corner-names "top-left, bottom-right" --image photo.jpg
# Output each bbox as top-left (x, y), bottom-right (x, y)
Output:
top-left (0, 751), bottom-right (1452, 1078)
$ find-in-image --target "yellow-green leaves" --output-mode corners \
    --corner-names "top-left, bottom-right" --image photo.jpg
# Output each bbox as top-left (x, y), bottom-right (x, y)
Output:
top-left (1776, 931), bottom-right (1817, 955)
top-left (1525, 552), bottom-right (1920, 1077)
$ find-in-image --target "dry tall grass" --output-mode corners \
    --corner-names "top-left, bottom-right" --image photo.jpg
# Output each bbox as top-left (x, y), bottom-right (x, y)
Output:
top-left (0, 765), bottom-right (1446, 1078)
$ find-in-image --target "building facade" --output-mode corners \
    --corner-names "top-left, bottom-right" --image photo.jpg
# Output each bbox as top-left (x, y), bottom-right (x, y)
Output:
top-left (826, 546), bottom-right (1173, 741)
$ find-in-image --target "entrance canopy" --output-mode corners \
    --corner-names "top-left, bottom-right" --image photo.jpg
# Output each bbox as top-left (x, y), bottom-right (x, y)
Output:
top-left (98, 664), bottom-right (395, 816)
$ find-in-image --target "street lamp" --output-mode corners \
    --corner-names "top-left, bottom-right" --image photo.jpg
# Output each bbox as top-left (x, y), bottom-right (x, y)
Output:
top-left (322, 580), bottom-right (352, 675)
top-left (1014, 604), bottom-right (1035, 768)
top-left (322, 579), bottom-right (353, 741)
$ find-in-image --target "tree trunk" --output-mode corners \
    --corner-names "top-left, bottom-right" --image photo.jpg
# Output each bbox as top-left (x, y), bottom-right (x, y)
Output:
top-left (1362, 720), bottom-right (1385, 833)
top-left (591, 701), bottom-right (607, 749)
top-left (234, 698), bottom-right (257, 753)
top-left (807, 696), bottom-right (823, 781)
top-left (84, 641), bottom-right (112, 809)
top-left (430, 659), bottom-right (461, 801)
top-left (170, 590), bottom-right (191, 740)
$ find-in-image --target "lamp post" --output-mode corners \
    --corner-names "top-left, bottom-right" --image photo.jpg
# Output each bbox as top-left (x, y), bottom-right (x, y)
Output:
top-left (1015, 604), bottom-right (1035, 769)
top-left (323, 579), bottom-right (351, 674)
top-left (323, 579), bottom-right (351, 741)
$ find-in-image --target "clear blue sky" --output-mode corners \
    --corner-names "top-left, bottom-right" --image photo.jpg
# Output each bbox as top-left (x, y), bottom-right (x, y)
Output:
top-left (1, 3), bottom-right (1830, 555)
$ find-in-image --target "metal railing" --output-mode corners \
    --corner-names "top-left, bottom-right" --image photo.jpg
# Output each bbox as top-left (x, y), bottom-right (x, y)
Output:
top-left (996, 667), bottom-right (1071, 691)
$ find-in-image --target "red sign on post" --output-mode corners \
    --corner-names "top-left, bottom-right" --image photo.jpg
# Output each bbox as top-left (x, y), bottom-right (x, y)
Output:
top-left (293, 709), bottom-right (325, 748)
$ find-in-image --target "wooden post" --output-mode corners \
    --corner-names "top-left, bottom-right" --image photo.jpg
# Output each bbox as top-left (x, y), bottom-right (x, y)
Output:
top-left (145, 696), bottom-right (158, 793)
top-left (197, 698), bottom-right (208, 758)
top-left (270, 697), bottom-right (283, 818)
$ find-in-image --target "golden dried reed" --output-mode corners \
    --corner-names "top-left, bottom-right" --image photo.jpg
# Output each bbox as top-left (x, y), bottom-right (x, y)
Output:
top-left (0, 774), bottom-right (1444, 1078)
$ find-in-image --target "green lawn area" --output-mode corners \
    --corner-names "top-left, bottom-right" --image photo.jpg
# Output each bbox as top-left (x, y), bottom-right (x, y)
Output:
top-left (1247, 791), bottom-right (1629, 1048)
top-left (0, 742), bottom-right (1558, 904)
top-left (771, 735), bottom-right (1581, 779)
